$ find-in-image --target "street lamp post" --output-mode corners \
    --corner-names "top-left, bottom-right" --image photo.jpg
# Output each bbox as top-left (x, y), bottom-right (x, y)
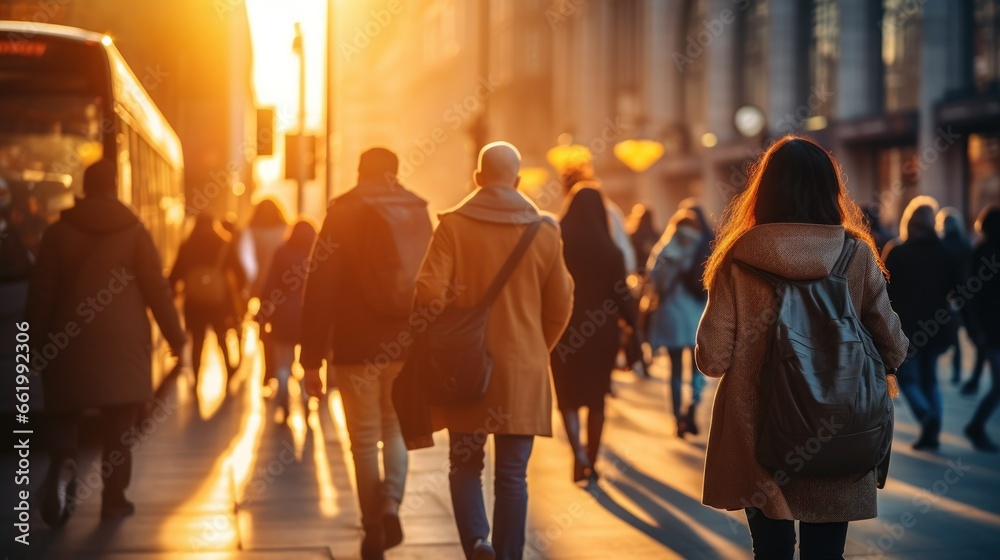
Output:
top-left (293, 22), bottom-right (307, 215)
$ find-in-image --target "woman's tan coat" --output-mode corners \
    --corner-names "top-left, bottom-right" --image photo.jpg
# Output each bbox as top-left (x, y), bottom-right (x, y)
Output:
top-left (696, 224), bottom-right (909, 522)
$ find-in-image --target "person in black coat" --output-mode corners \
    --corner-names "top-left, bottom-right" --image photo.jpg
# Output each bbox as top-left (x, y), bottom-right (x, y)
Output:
top-left (26, 159), bottom-right (186, 523)
top-left (937, 208), bottom-right (978, 385)
top-left (883, 197), bottom-right (961, 450)
top-left (964, 206), bottom-right (1000, 452)
top-left (551, 184), bottom-right (638, 483)
top-left (257, 218), bottom-right (317, 420)
top-left (170, 213), bottom-right (246, 384)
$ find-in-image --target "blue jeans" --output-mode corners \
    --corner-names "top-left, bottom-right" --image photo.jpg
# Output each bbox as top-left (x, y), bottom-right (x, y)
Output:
top-left (449, 431), bottom-right (534, 560)
top-left (970, 349), bottom-right (1000, 430)
top-left (898, 346), bottom-right (944, 432)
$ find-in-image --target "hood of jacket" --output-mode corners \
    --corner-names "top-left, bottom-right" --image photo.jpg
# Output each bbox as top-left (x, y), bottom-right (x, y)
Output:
top-left (731, 223), bottom-right (849, 281)
top-left (59, 196), bottom-right (141, 234)
top-left (439, 184), bottom-right (541, 225)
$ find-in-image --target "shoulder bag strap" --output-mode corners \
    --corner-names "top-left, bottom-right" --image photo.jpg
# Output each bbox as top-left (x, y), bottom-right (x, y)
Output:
top-left (479, 220), bottom-right (542, 309)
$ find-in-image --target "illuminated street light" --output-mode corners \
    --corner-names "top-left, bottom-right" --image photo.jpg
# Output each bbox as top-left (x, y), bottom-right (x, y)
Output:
top-left (546, 136), bottom-right (593, 174)
top-left (734, 105), bottom-right (766, 137)
top-left (613, 139), bottom-right (664, 173)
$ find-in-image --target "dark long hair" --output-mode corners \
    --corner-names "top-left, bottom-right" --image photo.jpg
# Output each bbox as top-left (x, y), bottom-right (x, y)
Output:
top-left (704, 135), bottom-right (883, 287)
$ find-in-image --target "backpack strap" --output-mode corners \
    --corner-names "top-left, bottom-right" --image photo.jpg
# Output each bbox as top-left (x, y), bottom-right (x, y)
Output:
top-left (732, 259), bottom-right (786, 287)
top-left (831, 234), bottom-right (859, 279)
top-left (479, 220), bottom-right (542, 309)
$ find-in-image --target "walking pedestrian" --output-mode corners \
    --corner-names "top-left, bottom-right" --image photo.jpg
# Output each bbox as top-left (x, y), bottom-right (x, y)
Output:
top-left (414, 142), bottom-right (573, 560)
top-left (648, 207), bottom-right (708, 437)
top-left (937, 207), bottom-right (975, 385)
top-left (964, 206), bottom-right (1000, 452)
top-left (696, 137), bottom-right (908, 559)
top-left (257, 218), bottom-right (317, 422)
top-left (300, 148), bottom-right (433, 560)
top-left (26, 159), bottom-right (186, 524)
top-left (560, 162), bottom-right (637, 273)
top-left (551, 183), bottom-right (637, 484)
top-left (242, 197), bottom-right (289, 387)
top-left (170, 213), bottom-right (246, 384)
top-left (883, 196), bottom-right (961, 450)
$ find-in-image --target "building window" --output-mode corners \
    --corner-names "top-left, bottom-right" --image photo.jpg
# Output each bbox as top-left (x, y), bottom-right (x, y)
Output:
top-left (612, 0), bottom-right (642, 93)
top-left (809, 0), bottom-right (838, 118)
top-left (974, 0), bottom-right (1000, 93)
top-left (741, 0), bottom-right (769, 111)
top-left (882, 0), bottom-right (922, 111)
top-left (683, 0), bottom-right (708, 138)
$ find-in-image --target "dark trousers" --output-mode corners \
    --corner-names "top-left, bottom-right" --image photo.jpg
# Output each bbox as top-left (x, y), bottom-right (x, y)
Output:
top-left (898, 346), bottom-right (945, 432)
top-left (746, 508), bottom-right (849, 560)
top-left (186, 308), bottom-right (235, 381)
top-left (970, 349), bottom-right (1000, 430)
top-left (46, 403), bottom-right (141, 505)
top-left (449, 431), bottom-right (534, 560)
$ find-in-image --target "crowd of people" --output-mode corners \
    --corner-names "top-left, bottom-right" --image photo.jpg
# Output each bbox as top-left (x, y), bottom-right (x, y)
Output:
top-left (4, 133), bottom-right (998, 560)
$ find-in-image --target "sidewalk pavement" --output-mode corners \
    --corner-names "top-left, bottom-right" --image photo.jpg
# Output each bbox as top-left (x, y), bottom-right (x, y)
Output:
top-left (6, 333), bottom-right (1000, 559)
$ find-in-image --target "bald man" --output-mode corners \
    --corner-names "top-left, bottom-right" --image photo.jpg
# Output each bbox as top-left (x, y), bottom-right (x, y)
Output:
top-left (411, 141), bottom-right (574, 559)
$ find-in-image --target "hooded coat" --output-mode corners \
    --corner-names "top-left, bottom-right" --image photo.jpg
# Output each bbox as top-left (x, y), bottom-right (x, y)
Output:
top-left (26, 196), bottom-right (186, 412)
top-left (551, 187), bottom-right (636, 409)
top-left (696, 224), bottom-right (909, 523)
top-left (648, 224), bottom-right (707, 351)
top-left (413, 184), bottom-right (574, 438)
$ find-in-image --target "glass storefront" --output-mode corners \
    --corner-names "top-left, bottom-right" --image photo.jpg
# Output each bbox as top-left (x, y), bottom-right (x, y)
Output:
top-left (969, 133), bottom-right (1000, 230)
top-left (810, 0), bottom-right (838, 118)
top-left (974, 0), bottom-right (1000, 93)
top-left (740, 0), bottom-right (769, 112)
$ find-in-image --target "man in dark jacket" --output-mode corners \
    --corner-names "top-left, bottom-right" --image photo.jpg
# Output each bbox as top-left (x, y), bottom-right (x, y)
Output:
top-left (883, 197), bottom-right (960, 450)
top-left (300, 148), bottom-right (432, 560)
top-left (26, 159), bottom-right (186, 524)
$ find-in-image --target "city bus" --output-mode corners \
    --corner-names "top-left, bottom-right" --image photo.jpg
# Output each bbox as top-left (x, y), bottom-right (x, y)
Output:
top-left (0, 21), bottom-right (186, 399)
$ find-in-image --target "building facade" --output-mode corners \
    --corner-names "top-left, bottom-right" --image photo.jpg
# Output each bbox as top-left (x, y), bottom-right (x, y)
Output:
top-left (547, 0), bottom-right (1000, 231)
